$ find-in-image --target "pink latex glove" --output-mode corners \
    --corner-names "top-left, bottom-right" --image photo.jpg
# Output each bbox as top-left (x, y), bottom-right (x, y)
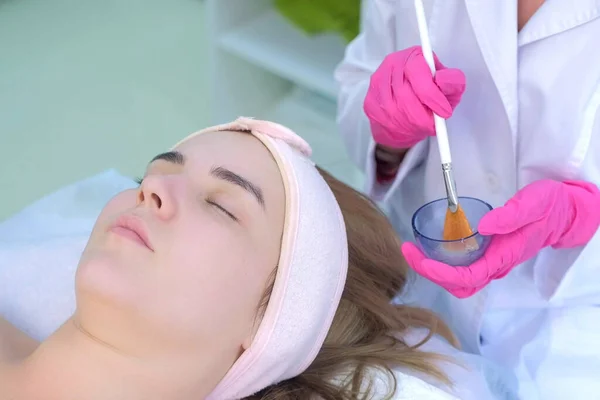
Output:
top-left (364, 46), bottom-right (466, 149)
top-left (402, 179), bottom-right (600, 298)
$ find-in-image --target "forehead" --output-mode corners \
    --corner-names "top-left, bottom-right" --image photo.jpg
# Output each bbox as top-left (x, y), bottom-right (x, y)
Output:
top-left (173, 130), bottom-right (284, 196)
top-left (176, 131), bottom-right (273, 161)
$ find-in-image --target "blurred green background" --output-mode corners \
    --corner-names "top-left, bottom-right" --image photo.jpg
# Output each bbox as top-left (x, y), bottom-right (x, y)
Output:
top-left (0, 0), bottom-right (210, 221)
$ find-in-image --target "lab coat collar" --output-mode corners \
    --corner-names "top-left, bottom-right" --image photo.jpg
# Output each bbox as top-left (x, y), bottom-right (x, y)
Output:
top-left (464, 0), bottom-right (519, 139)
top-left (519, 0), bottom-right (600, 46)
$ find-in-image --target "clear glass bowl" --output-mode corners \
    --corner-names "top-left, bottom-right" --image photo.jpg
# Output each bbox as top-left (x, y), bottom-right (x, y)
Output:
top-left (412, 197), bottom-right (493, 266)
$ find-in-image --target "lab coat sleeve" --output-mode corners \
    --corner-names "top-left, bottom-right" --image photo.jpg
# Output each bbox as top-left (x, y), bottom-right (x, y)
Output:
top-left (334, 0), bottom-right (428, 201)
top-left (547, 214), bottom-right (600, 303)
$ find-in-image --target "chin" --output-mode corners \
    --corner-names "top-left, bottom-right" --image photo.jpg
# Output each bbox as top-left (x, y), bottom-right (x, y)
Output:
top-left (75, 250), bottom-right (142, 313)
top-left (73, 282), bottom-right (156, 355)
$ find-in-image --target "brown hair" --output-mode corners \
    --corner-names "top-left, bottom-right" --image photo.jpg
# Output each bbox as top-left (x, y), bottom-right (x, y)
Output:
top-left (246, 168), bottom-right (458, 400)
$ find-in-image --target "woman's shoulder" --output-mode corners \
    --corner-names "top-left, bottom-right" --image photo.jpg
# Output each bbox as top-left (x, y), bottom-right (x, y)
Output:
top-left (0, 316), bottom-right (38, 362)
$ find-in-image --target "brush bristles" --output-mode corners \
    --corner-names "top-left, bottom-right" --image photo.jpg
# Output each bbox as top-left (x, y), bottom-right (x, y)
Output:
top-left (442, 205), bottom-right (479, 252)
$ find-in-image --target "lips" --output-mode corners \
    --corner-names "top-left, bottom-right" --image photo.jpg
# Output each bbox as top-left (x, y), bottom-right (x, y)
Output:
top-left (109, 214), bottom-right (154, 251)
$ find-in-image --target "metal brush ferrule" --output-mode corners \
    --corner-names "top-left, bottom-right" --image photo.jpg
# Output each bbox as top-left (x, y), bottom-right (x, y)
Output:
top-left (441, 162), bottom-right (459, 213)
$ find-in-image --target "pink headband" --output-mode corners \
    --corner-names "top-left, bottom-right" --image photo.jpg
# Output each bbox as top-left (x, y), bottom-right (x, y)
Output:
top-left (172, 117), bottom-right (348, 399)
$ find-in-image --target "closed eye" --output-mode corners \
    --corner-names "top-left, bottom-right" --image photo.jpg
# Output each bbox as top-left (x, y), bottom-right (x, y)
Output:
top-left (137, 176), bottom-right (237, 221)
top-left (207, 199), bottom-right (238, 222)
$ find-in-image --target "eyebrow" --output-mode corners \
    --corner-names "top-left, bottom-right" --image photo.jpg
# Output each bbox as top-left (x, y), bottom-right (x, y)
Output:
top-left (149, 151), bottom-right (265, 209)
top-left (151, 151), bottom-right (185, 165)
top-left (210, 166), bottom-right (265, 209)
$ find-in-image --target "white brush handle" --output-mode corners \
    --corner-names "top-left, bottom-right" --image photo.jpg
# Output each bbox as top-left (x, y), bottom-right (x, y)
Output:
top-left (413, 0), bottom-right (452, 165)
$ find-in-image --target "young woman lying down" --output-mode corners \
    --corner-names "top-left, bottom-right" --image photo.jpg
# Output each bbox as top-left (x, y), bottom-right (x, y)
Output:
top-left (0, 118), bottom-right (515, 399)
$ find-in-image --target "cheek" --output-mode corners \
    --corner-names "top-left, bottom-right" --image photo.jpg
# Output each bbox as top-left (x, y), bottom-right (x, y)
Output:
top-left (157, 221), bottom-right (271, 338)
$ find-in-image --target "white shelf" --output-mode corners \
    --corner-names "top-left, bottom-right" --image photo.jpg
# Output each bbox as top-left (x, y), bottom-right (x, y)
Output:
top-left (265, 87), bottom-right (364, 190)
top-left (207, 0), bottom-right (365, 190)
top-left (217, 9), bottom-right (347, 100)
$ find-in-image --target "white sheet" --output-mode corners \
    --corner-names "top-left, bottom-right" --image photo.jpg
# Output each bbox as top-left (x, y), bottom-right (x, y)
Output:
top-left (0, 169), bottom-right (136, 243)
top-left (0, 169), bottom-right (136, 340)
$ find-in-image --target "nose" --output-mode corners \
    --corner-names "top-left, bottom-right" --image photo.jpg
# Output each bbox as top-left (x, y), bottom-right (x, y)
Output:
top-left (137, 175), bottom-right (177, 220)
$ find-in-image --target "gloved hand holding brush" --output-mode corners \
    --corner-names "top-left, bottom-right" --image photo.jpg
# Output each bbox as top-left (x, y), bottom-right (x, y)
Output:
top-left (401, 179), bottom-right (600, 298)
top-left (363, 45), bottom-right (466, 149)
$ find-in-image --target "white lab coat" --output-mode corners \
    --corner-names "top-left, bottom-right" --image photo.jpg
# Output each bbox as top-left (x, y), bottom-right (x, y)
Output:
top-left (335, 0), bottom-right (600, 398)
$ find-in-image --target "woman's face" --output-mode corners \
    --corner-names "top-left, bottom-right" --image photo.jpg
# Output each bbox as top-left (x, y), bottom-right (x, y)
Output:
top-left (74, 131), bottom-right (285, 363)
